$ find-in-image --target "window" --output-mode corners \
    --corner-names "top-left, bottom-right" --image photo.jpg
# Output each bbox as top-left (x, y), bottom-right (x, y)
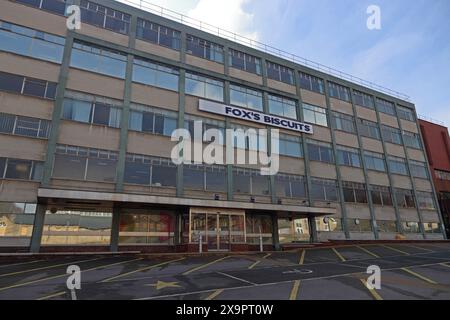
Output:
top-left (80, 0), bottom-right (130, 34)
top-left (63, 98), bottom-right (122, 128)
top-left (2, 158), bottom-right (42, 181)
top-left (266, 61), bottom-right (294, 85)
top-left (328, 82), bottom-right (350, 102)
top-left (53, 145), bottom-right (118, 183)
top-left (2, 74), bottom-right (58, 100)
top-left (183, 164), bottom-right (226, 192)
top-left (0, 113), bottom-right (51, 138)
top-left (423, 222), bottom-right (441, 234)
top-left (16, 0), bottom-right (69, 15)
top-left (331, 112), bottom-right (355, 133)
top-left (347, 219), bottom-right (373, 232)
top-left (0, 202), bottom-right (36, 247)
top-left (370, 185), bottom-right (393, 206)
top-left (357, 118), bottom-right (380, 140)
top-left (129, 104), bottom-right (177, 137)
top-left (228, 123), bottom-right (265, 151)
top-left (233, 168), bottom-right (270, 196)
top-left (275, 174), bottom-right (306, 198)
top-left (342, 181), bottom-right (368, 204)
top-left (230, 84), bottom-right (263, 111)
top-left (124, 155), bottom-right (178, 188)
top-left (71, 41), bottom-right (127, 78)
top-left (403, 131), bottom-right (421, 149)
top-left (186, 35), bottom-right (224, 63)
top-left (132, 58), bottom-right (179, 92)
top-left (119, 211), bottom-right (175, 245)
top-left (299, 72), bottom-right (324, 94)
top-left (315, 217), bottom-right (343, 232)
top-left (416, 192), bottom-right (436, 210)
top-left (0, 21), bottom-right (65, 64)
top-left (398, 106), bottom-right (416, 122)
top-left (402, 221), bottom-right (420, 233)
top-left (185, 72), bottom-right (224, 102)
top-left (377, 220), bottom-right (397, 233)
top-left (353, 91), bottom-right (374, 109)
top-left (410, 160), bottom-right (428, 179)
top-left (435, 170), bottom-right (450, 181)
top-left (136, 18), bottom-right (181, 50)
top-left (228, 49), bottom-right (261, 75)
top-left (277, 134), bottom-right (303, 158)
top-left (303, 103), bottom-right (327, 126)
top-left (388, 156), bottom-right (408, 175)
top-left (336, 145), bottom-right (361, 168)
top-left (246, 214), bottom-right (273, 244)
top-left (184, 115), bottom-right (226, 145)
top-left (382, 125), bottom-right (402, 145)
top-left (307, 140), bottom-right (334, 164)
top-left (395, 189), bottom-right (416, 208)
top-left (269, 95), bottom-right (297, 119)
top-left (310, 178), bottom-right (338, 201)
top-left (364, 151), bottom-right (386, 172)
top-left (42, 209), bottom-right (112, 245)
top-left (376, 98), bottom-right (396, 116)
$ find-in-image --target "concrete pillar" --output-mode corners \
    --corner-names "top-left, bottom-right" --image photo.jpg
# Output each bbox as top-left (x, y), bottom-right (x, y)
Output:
top-left (272, 214), bottom-right (280, 251)
top-left (308, 215), bottom-right (318, 243)
top-left (110, 206), bottom-right (121, 252)
top-left (29, 204), bottom-right (46, 253)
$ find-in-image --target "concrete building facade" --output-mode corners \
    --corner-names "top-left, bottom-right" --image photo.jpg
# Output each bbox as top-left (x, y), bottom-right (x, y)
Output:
top-left (0, 0), bottom-right (446, 253)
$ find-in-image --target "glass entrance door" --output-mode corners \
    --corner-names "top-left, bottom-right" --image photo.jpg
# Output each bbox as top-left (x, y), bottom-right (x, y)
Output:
top-left (207, 214), bottom-right (218, 250)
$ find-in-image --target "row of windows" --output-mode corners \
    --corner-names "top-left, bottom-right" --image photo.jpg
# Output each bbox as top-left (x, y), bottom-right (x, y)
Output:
top-left (16, 0), bottom-right (69, 16)
top-left (0, 71), bottom-right (57, 100)
top-left (186, 34), bottom-right (224, 64)
top-left (0, 20), bottom-right (65, 64)
top-left (129, 104), bottom-right (177, 136)
top-left (62, 97), bottom-right (122, 128)
top-left (229, 49), bottom-right (262, 75)
top-left (80, 0), bottom-right (131, 35)
top-left (0, 157), bottom-right (43, 181)
top-left (136, 18), bottom-right (181, 51)
top-left (0, 113), bottom-right (51, 139)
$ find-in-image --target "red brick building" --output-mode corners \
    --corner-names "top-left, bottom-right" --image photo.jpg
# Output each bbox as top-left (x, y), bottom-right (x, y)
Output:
top-left (419, 118), bottom-right (450, 237)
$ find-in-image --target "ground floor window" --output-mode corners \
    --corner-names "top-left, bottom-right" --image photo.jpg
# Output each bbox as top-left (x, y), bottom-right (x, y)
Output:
top-left (278, 217), bottom-right (310, 243)
top-left (41, 209), bottom-right (112, 245)
top-left (377, 220), bottom-right (397, 233)
top-left (347, 218), bottom-right (372, 232)
top-left (119, 211), bottom-right (175, 245)
top-left (423, 222), bottom-right (441, 234)
top-left (402, 221), bottom-right (420, 233)
top-left (0, 202), bottom-right (36, 247)
top-left (315, 217), bottom-right (342, 232)
top-left (246, 214), bottom-right (273, 245)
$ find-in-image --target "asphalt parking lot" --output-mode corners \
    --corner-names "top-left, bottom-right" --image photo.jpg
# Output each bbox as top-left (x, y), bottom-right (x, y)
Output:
top-left (0, 242), bottom-right (449, 300)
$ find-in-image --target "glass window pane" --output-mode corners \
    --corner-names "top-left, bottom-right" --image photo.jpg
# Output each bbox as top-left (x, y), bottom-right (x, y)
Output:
top-left (124, 161), bottom-right (150, 185)
top-left (152, 164), bottom-right (176, 187)
top-left (5, 159), bottom-right (32, 180)
top-left (53, 154), bottom-right (86, 180)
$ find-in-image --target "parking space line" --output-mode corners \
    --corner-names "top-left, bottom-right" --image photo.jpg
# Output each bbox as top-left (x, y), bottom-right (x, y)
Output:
top-left (0, 260), bottom-right (42, 269)
top-left (0, 257), bottom-right (142, 292)
top-left (289, 280), bottom-right (300, 300)
top-left (440, 263), bottom-right (450, 268)
top-left (101, 257), bottom-right (185, 283)
top-left (37, 291), bottom-right (66, 301)
top-left (263, 253), bottom-right (272, 259)
top-left (359, 279), bottom-right (382, 300)
top-left (298, 250), bottom-right (306, 265)
top-left (331, 248), bottom-right (346, 262)
top-left (248, 260), bottom-right (261, 269)
top-left (382, 245), bottom-right (409, 255)
top-left (0, 257), bottom-right (103, 278)
top-left (204, 289), bottom-right (224, 300)
top-left (357, 246), bottom-right (380, 258)
top-left (182, 256), bottom-right (229, 275)
top-left (401, 267), bottom-right (437, 284)
top-left (217, 271), bottom-right (257, 286)
top-left (404, 244), bottom-right (434, 252)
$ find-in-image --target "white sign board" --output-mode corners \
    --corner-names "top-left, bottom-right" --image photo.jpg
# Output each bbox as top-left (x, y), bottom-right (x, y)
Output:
top-left (199, 99), bottom-right (313, 134)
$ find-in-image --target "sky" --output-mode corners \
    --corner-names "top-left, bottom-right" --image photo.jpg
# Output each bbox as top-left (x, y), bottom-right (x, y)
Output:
top-left (117, 0), bottom-right (450, 127)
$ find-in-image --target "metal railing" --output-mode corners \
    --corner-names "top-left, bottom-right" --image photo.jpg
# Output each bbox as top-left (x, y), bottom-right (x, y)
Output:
top-left (418, 114), bottom-right (446, 126)
top-left (116, 0), bottom-right (411, 102)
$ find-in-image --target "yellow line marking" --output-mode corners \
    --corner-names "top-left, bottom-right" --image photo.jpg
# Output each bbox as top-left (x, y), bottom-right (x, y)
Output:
top-left (205, 289), bottom-right (224, 300)
top-left (289, 280), bottom-right (301, 300)
top-left (382, 245), bottom-right (409, 255)
top-left (360, 279), bottom-right (383, 300)
top-left (0, 258), bottom-right (141, 292)
top-left (332, 247), bottom-right (346, 262)
top-left (440, 263), bottom-right (450, 268)
top-left (263, 253), bottom-right (272, 259)
top-left (101, 257), bottom-right (184, 283)
top-left (36, 291), bottom-right (66, 301)
top-left (0, 260), bottom-right (42, 268)
top-left (248, 261), bottom-right (261, 269)
top-left (357, 246), bottom-right (380, 258)
top-left (0, 257), bottom-right (103, 278)
top-left (299, 250), bottom-right (306, 265)
top-left (401, 267), bottom-right (437, 284)
top-left (182, 256), bottom-right (229, 275)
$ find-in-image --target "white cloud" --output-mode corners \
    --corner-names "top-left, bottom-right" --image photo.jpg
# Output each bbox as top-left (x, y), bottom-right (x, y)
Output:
top-left (186, 0), bottom-right (259, 41)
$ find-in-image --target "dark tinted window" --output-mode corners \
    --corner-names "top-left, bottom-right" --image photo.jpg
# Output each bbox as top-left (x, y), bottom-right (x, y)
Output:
top-left (5, 159), bottom-right (32, 180)
top-left (0, 113), bottom-right (15, 134)
top-left (0, 72), bottom-right (24, 93)
top-left (23, 78), bottom-right (47, 97)
top-left (0, 158), bottom-right (5, 178)
top-left (124, 160), bottom-right (150, 185)
top-left (45, 82), bottom-right (57, 99)
top-left (152, 164), bottom-right (176, 187)
top-left (92, 103), bottom-right (110, 126)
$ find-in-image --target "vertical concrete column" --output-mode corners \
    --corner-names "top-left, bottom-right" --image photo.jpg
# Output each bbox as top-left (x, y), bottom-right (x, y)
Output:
top-left (110, 206), bottom-right (121, 252)
top-left (116, 15), bottom-right (137, 192)
top-left (224, 81), bottom-right (233, 201)
top-left (176, 31), bottom-right (187, 197)
top-left (323, 79), bottom-right (350, 239)
top-left (30, 204), bottom-right (46, 253)
top-left (272, 213), bottom-right (280, 251)
top-left (308, 215), bottom-right (318, 243)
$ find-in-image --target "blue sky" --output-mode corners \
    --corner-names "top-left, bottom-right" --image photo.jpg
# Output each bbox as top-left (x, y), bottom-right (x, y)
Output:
top-left (118, 0), bottom-right (450, 127)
